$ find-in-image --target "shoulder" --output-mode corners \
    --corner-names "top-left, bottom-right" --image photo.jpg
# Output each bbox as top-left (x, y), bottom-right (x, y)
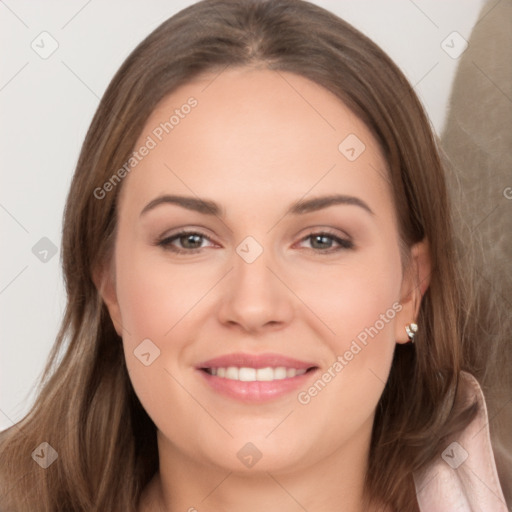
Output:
top-left (412, 371), bottom-right (509, 511)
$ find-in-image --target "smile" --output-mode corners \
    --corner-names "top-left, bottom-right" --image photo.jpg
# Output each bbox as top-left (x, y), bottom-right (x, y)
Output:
top-left (196, 353), bottom-right (319, 402)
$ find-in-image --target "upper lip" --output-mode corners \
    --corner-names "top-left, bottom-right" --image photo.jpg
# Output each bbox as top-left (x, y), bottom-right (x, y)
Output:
top-left (197, 352), bottom-right (318, 370)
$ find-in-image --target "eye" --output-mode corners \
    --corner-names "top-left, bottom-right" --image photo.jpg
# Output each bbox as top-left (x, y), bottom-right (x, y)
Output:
top-left (157, 230), bottom-right (215, 254)
top-left (297, 231), bottom-right (354, 253)
top-left (156, 229), bottom-right (354, 255)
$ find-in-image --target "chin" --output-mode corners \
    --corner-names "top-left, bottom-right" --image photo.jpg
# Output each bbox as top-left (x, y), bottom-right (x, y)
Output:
top-left (194, 434), bottom-right (313, 475)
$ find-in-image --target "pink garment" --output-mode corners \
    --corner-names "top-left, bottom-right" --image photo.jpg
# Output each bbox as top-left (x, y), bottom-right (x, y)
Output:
top-left (413, 371), bottom-right (508, 511)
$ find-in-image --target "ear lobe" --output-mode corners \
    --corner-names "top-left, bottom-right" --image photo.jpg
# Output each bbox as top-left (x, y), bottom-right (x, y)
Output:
top-left (92, 261), bottom-right (123, 337)
top-left (395, 238), bottom-right (431, 344)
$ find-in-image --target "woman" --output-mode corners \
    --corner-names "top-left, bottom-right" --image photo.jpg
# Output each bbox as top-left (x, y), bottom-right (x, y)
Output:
top-left (1, 1), bottom-right (509, 510)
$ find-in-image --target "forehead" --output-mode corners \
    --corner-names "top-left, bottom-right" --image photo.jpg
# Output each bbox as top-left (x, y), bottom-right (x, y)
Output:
top-left (118, 67), bottom-right (391, 217)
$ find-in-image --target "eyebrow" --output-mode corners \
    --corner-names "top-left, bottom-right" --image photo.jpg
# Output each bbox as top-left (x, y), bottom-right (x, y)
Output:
top-left (139, 193), bottom-right (374, 218)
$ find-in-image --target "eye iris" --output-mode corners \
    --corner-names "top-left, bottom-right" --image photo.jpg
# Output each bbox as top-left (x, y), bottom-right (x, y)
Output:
top-left (181, 233), bottom-right (202, 249)
top-left (311, 234), bottom-right (332, 249)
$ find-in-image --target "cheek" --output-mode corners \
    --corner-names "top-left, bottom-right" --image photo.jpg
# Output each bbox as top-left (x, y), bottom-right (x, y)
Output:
top-left (114, 245), bottom-right (212, 444)
top-left (294, 248), bottom-right (403, 351)
top-left (294, 246), bottom-right (402, 408)
top-left (114, 243), bottom-right (215, 347)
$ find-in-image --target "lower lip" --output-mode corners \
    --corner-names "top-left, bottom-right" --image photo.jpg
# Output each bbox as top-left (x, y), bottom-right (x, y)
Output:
top-left (197, 369), bottom-right (318, 403)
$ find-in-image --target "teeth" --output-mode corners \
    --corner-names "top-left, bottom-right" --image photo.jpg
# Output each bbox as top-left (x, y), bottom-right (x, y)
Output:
top-left (239, 367), bottom-right (256, 381)
top-left (274, 367), bottom-right (287, 379)
top-left (256, 367), bottom-right (274, 381)
top-left (207, 366), bottom-right (308, 381)
top-left (225, 367), bottom-right (239, 380)
top-left (286, 368), bottom-right (297, 378)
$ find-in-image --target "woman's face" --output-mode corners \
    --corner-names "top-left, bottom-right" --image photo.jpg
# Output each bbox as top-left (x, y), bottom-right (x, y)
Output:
top-left (100, 67), bottom-right (424, 475)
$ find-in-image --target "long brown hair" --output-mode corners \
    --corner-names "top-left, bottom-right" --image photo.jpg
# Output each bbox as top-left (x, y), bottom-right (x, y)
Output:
top-left (1, 1), bottom-right (506, 510)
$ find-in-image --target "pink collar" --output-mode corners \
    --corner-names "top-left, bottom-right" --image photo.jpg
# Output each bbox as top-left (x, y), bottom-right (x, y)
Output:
top-left (413, 371), bottom-right (508, 511)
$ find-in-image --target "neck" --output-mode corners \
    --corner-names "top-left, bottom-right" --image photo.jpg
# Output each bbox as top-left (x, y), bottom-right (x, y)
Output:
top-left (141, 419), bottom-right (390, 512)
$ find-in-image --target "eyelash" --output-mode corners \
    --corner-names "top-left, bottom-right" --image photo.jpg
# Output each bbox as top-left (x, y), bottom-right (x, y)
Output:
top-left (156, 229), bottom-right (354, 255)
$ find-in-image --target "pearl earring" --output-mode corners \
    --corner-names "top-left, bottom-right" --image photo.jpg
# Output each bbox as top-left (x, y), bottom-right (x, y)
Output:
top-left (405, 323), bottom-right (418, 343)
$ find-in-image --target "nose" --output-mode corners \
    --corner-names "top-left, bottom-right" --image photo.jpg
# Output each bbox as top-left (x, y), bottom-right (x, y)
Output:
top-left (217, 242), bottom-right (295, 334)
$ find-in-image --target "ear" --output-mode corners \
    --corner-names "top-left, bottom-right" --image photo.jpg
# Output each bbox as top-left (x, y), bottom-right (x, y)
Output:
top-left (92, 259), bottom-right (124, 337)
top-left (395, 238), bottom-right (431, 344)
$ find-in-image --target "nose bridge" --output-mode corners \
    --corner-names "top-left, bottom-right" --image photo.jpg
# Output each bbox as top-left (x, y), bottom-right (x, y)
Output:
top-left (232, 233), bottom-right (278, 297)
top-left (217, 233), bottom-right (294, 331)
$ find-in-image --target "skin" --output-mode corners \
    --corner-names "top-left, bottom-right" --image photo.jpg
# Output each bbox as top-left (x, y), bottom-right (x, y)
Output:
top-left (96, 67), bottom-right (430, 512)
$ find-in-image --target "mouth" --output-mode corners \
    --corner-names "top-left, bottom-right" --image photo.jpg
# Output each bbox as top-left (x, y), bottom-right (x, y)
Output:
top-left (196, 353), bottom-right (319, 403)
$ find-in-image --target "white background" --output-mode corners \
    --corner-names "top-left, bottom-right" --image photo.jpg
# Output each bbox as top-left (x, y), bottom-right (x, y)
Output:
top-left (0, 0), bottom-right (487, 430)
